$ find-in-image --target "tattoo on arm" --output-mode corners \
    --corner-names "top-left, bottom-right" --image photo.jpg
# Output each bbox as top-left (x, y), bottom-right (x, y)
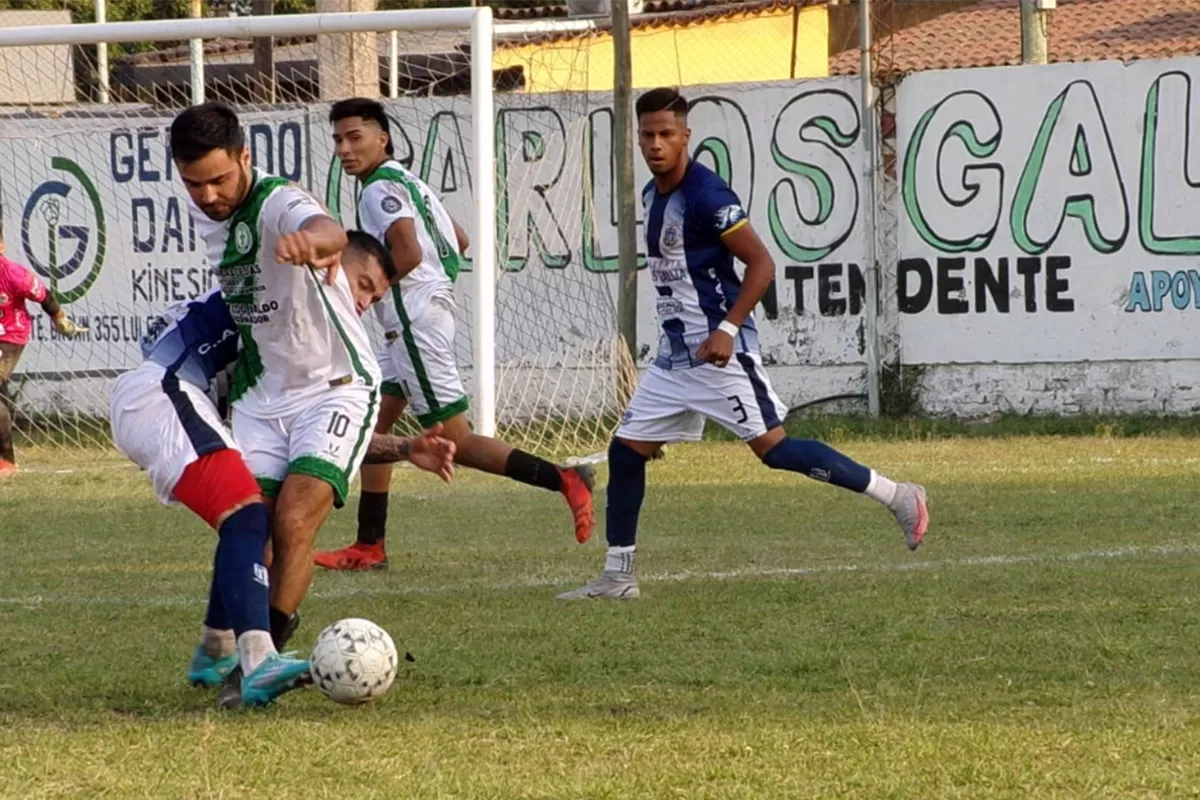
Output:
top-left (364, 433), bottom-right (411, 464)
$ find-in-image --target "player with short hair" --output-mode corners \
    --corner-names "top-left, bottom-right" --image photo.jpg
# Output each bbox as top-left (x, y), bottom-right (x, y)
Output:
top-left (111, 283), bottom-right (456, 707)
top-left (170, 101), bottom-right (386, 646)
top-left (557, 88), bottom-right (929, 601)
top-left (0, 226), bottom-right (87, 477)
top-left (314, 97), bottom-right (596, 572)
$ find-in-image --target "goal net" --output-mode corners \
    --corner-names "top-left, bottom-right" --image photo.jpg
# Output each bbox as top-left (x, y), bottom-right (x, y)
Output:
top-left (0, 7), bottom-right (637, 462)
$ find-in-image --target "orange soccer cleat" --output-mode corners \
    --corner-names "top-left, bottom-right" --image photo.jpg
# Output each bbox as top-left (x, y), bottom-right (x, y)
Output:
top-left (313, 541), bottom-right (388, 571)
top-left (559, 465), bottom-right (596, 544)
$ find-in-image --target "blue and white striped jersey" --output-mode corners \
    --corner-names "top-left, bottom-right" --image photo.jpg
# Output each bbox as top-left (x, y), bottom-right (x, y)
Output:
top-left (140, 288), bottom-right (240, 391)
top-left (643, 160), bottom-right (757, 370)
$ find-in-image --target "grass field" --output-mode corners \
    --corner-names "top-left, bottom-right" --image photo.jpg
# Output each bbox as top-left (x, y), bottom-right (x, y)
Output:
top-left (3, 422), bottom-right (1200, 799)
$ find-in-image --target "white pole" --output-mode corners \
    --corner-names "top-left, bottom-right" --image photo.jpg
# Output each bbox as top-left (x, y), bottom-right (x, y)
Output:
top-left (388, 29), bottom-right (399, 98)
top-left (95, 0), bottom-right (110, 104)
top-left (859, 0), bottom-right (881, 417)
top-left (470, 7), bottom-right (497, 437)
top-left (189, 0), bottom-right (204, 104)
top-left (0, 8), bottom-right (481, 46)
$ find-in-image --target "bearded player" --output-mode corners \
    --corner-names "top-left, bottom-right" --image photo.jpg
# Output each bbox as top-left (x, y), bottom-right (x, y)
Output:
top-left (169, 101), bottom-right (386, 661)
top-left (111, 258), bottom-right (455, 707)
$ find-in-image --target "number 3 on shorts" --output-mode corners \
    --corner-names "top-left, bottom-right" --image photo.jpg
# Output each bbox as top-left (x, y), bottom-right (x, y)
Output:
top-left (727, 395), bottom-right (748, 425)
top-left (327, 411), bottom-right (352, 438)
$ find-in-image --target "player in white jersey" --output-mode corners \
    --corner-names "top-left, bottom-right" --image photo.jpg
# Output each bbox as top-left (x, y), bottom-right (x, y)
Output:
top-left (558, 88), bottom-right (931, 601)
top-left (110, 286), bottom-right (456, 708)
top-left (169, 102), bottom-right (389, 638)
top-left (313, 98), bottom-right (596, 572)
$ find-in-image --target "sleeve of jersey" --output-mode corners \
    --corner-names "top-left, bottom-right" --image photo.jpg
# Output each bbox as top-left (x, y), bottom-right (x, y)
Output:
top-left (18, 264), bottom-right (47, 303)
top-left (696, 182), bottom-right (749, 241)
top-left (268, 186), bottom-right (330, 236)
top-left (358, 183), bottom-right (416, 244)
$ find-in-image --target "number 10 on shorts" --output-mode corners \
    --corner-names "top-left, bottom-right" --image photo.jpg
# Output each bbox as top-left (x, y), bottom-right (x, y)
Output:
top-left (327, 411), bottom-right (352, 438)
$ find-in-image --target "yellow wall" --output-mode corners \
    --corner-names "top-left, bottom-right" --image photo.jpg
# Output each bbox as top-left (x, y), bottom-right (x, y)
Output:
top-left (493, 5), bottom-right (829, 94)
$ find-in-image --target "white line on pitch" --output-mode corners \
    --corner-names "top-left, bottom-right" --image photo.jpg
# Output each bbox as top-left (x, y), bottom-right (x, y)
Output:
top-left (14, 463), bottom-right (136, 475)
top-left (0, 543), bottom-right (1196, 609)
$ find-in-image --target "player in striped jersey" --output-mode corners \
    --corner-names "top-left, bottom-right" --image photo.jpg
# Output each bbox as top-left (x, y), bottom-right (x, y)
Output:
top-left (558, 88), bottom-right (930, 600)
top-left (314, 98), bottom-right (596, 572)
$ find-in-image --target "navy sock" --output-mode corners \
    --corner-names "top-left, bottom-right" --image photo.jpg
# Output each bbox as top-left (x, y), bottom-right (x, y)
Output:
top-left (762, 437), bottom-right (871, 493)
top-left (214, 503), bottom-right (271, 638)
top-left (605, 439), bottom-right (648, 548)
top-left (202, 569), bottom-right (229, 631)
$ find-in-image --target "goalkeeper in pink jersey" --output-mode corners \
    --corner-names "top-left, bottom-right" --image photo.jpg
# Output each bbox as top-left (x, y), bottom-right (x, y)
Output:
top-left (0, 226), bottom-right (87, 477)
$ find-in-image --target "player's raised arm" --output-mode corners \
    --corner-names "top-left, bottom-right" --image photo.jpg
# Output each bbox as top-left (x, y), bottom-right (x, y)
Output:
top-left (273, 191), bottom-right (349, 283)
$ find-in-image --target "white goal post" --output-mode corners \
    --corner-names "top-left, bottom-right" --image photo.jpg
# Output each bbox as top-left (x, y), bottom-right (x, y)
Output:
top-left (0, 7), bottom-right (636, 459)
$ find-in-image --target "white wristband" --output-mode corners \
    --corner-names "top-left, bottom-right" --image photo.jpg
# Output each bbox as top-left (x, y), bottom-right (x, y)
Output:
top-left (717, 320), bottom-right (739, 338)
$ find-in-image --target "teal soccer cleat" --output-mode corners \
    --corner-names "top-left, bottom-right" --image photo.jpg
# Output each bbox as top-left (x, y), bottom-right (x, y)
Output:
top-left (187, 645), bottom-right (239, 688)
top-left (239, 652), bottom-right (313, 708)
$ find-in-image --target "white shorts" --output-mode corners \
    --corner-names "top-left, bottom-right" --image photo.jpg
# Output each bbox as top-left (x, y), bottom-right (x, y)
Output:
top-left (232, 385), bottom-right (380, 508)
top-left (615, 354), bottom-right (789, 443)
top-left (379, 294), bottom-right (468, 428)
top-left (110, 361), bottom-right (238, 505)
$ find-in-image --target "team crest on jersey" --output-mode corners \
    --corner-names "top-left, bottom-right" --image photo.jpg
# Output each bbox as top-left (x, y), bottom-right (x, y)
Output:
top-left (663, 224), bottom-right (681, 248)
top-left (382, 196), bottom-right (403, 214)
top-left (715, 204), bottom-right (745, 230)
top-left (234, 221), bottom-right (254, 255)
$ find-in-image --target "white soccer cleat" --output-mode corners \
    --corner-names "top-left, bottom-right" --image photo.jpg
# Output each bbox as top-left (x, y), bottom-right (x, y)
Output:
top-left (555, 570), bottom-right (641, 600)
top-left (890, 482), bottom-right (929, 551)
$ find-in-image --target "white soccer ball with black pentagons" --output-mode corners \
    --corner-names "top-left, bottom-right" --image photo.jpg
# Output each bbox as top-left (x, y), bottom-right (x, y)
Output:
top-left (310, 618), bottom-right (398, 705)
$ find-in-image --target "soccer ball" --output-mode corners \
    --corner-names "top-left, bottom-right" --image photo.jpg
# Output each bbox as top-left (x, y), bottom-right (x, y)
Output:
top-left (309, 618), bottom-right (399, 705)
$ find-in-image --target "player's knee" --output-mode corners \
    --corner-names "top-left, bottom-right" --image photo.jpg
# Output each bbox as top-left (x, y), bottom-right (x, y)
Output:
top-left (439, 414), bottom-right (474, 445)
top-left (273, 476), bottom-right (332, 547)
top-left (609, 437), bottom-right (650, 467)
top-left (273, 504), bottom-right (317, 552)
top-left (174, 449), bottom-right (261, 529)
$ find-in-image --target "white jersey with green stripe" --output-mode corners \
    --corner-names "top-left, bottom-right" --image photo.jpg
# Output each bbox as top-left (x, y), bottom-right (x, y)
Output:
top-left (356, 160), bottom-right (462, 335)
top-left (191, 168), bottom-right (381, 419)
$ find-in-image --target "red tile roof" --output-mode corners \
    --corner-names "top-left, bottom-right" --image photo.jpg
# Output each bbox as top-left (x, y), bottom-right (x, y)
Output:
top-left (831, 0), bottom-right (1200, 76)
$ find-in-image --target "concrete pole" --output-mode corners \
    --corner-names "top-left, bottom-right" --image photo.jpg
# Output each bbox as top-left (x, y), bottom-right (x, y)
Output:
top-left (1021, 0), bottom-right (1050, 65)
top-left (316, 0), bottom-right (380, 100)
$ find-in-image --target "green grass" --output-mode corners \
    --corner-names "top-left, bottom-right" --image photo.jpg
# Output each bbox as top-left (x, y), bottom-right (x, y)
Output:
top-left (4, 433), bottom-right (1200, 798)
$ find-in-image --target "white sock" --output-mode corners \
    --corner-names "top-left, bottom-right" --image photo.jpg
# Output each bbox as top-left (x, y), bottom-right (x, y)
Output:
top-left (606, 545), bottom-right (636, 575)
top-left (201, 625), bottom-right (236, 658)
top-left (864, 470), bottom-right (899, 507)
top-left (237, 630), bottom-right (277, 675)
